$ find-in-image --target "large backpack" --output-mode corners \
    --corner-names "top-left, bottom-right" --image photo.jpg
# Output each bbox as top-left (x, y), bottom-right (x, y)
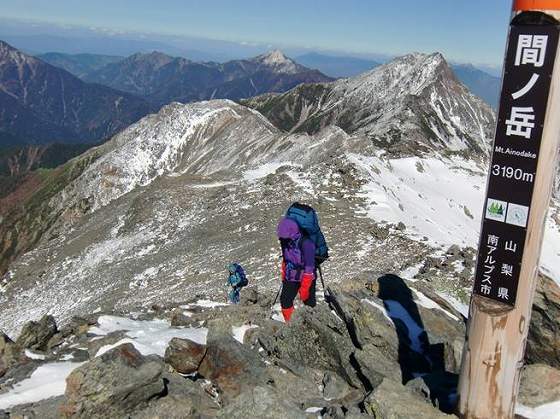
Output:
top-left (229, 263), bottom-right (248, 287)
top-left (285, 202), bottom-right (329, 265)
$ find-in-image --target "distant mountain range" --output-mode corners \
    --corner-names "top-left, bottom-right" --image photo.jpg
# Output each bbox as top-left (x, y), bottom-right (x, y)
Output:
top-left (1, 42), bottom-right (333, 147)
top-left (81, 50), bottom-right (334, 106)
top-left (40, 50), bottom-right (501, 109)
top-left (449, 63), bottom-right (500, 109)
top-left (0, 40), bottom-right (155, 146)
top-left (36, 52), bottom-right (124, 78)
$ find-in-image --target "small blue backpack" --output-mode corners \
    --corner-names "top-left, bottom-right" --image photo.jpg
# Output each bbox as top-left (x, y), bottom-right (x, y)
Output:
top-left (228, 263), bottom-right (248, 287)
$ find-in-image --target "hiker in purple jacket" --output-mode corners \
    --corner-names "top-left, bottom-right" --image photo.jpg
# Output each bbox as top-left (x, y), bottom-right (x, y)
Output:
top-left (276, 217), bottom-right (316, 322)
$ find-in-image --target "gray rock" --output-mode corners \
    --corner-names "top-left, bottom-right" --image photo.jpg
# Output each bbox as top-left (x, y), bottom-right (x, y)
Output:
top-left (132, 371), bottom-right (219, 418)
top-left (0, 332), bottom-right (21, 378)
top-left (47, 316), bottom-right (96, 350)
top-left (198, 335), bottom-right (269, 403)
top-left (267, 365), bottom-right (324, 407)
top-left (170, 308), bottom-right (197, 327)
top-left (323, 405), bottom-right (345, 419)
top-left (61, 343), bottom-right (165, 418)
top-left (258, 304), bottom-right (362, 389)
top-left (216, 385), bottom-right (307, 419)
top-left (353, 344), bottom-right (402, 390)
top-left (364, 378), bottom-right (454, 418)
top-left (526, 274), bottom-right (560, 368)
top-left (15, 315), bottom-right (57, 351)
top-left (404, 371), bottom-right (458, 413)
top-left (240, 287), bottom-right (259, 305)
top-left (323, 371), bottom-right (352, 401)
top-left (85, 330), bottom-right (126, 358)
top-left (6, 395), bottom-right (64, 419)
top-left (519, 363), bottom-right (560, 407)
top-left (164, 337), bottom-right (207, 374)
top-left (328, 287), bottom-right (399, 362)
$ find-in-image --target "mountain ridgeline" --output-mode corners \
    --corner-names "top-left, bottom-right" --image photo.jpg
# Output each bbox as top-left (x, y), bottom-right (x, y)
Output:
top-left (82, 49), bottom-right (334, 106)
top-left (0, 41), bottom-right (155, 146)
top-left (243, 53), bottom-right (496, 156)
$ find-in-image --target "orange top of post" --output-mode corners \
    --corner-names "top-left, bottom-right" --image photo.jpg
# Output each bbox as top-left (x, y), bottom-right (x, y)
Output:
top-left (513, 0), bottom-right (560, 10)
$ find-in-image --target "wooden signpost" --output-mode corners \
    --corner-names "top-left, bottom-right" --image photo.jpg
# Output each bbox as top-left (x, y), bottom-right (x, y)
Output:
top-left (458, 1), bottom-right (560, 418)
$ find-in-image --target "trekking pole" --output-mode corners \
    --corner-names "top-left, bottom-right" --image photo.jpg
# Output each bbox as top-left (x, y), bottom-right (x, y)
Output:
top-left (318, 265), bottom-right (330, 303)
top-left (272, 282), bottom-right (282, 306)
top-left (271, 255), bottom-right (283, 307)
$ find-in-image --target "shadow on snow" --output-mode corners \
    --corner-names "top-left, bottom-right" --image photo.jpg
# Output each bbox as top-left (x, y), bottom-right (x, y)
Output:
top-left (377, 274), bottom-right (459, 414)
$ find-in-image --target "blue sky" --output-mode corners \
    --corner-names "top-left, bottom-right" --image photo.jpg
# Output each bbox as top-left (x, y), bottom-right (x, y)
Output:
top-left (1, 0), bottom-right (512, 65)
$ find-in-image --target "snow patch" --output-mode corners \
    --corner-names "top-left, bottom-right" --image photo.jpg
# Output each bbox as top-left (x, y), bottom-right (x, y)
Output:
top-left (24, 349), bottom-right (46, 360)
top-left (90, 315), bottom-right (207, 357)
top-left (0, 362), bottom-right (85, 409)
top-left (182, 299), bottom-right (229, 309)
top-left (412, 289), bottom-right (460, 321)
top-left (516, 401), bottom-right (560, 419)
top-left (231, 324), bottom-right (259, 344)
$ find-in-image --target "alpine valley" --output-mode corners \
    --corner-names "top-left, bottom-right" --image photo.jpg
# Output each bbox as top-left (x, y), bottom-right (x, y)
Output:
top-left (1, 51), bottom-right (559, 418)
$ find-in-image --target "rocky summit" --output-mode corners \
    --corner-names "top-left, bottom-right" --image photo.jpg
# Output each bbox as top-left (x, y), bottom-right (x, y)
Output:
top-left (0, 277), bottom-right (558, 418)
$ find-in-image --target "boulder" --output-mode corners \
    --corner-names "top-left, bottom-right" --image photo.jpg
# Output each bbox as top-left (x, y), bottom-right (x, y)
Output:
top-left (240, 288), bottom-right (259, 305)
top-left (0, 332), bottom-right (20, 378)
top-left (170, 308), bottom-right (196, 327)
top-left (164, 337), bottom-right (207, 374)
top-left (363, 378), bottom-right (454, 418)
top-left (258, 304), bottom-right (362, 389)
top-left (266, 365), bottom-right (324, 406)
top-left (328, 287), bottom-right (399, 361)
top-left (353, 344), bottom-right (402, 390)
top-left (216, 385), bottom-right (307, 419)
top-left (15, 315), bottom-right (57, 351)
top-left (61, 343), bottom-right (165, 418)
top-left (526, 274), bottom-right (560, 368)
top-left (47, 316), bottom-right (96, 350)
top-left (518, 363), bottom-right (560, 407)
top-left (404, 371), bottom-right (459, 414)
top-left (198, 335), bottom-right (269, 403)
top-left (5, 395), bottom-right (64, 419)
top-left (323, 371), bottom-right (353, 401)
top-left (131, 371), bottom-right (219, 418)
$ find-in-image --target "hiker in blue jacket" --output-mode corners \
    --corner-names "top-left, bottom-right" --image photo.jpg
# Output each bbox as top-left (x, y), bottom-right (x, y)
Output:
top-left (227, 263), bottom-right (247, 304)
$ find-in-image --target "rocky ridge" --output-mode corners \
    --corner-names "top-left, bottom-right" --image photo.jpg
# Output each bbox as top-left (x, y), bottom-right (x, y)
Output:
top-left (243, 53), bottom-right (495, 157)
top-left (0, 274), bottom-right (558, 418)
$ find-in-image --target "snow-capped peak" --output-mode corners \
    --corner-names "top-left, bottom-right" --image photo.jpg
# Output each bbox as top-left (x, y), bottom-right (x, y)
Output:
top-left (343, 52), bottom-right (451, 98)
top-left (261, 49), bottom-right (290, 64)
top-left (254, 49), bottom-right (300, 73)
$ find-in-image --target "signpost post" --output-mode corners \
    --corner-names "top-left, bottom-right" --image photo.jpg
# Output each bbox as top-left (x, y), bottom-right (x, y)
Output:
top-left (458, 1), bottom-right (560, 418)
